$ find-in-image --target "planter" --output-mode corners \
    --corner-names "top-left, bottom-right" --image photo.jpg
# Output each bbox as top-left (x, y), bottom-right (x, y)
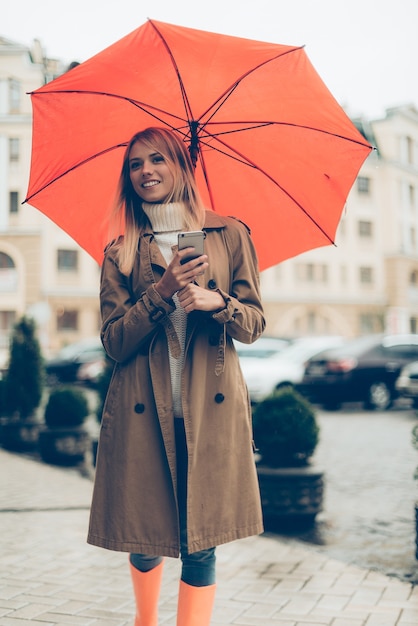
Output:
top-left (38, 426), bottom-right (91, 466)
top-left (1, 419), bottom-right (40, 452)
top-left (257, 463), bottom-right (324, 530)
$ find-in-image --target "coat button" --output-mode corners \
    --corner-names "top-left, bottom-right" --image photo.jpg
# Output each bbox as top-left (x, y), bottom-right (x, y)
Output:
top-left (214, 393), bottom-right (225, 404)
top-left (134, 403), bottom-right (145, 414)
top-left (208, 279), bottom-right (217, 289)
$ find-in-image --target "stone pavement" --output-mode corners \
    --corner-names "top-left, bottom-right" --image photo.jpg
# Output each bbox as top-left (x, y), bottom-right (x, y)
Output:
top-left (1, 448), bottom-right (418, 626)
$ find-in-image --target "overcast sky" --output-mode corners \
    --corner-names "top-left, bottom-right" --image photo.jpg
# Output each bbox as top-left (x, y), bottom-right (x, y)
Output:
top-left (2, 0), bottom-right (417, 119)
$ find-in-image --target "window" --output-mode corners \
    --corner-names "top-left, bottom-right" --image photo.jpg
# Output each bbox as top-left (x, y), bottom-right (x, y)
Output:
top-left (9, 138), bottom-right (20, 162)
top-left (57, 309), bottom-right (78, 331)
top-left (295, 263), bottom-right (328, 283)
top-left (0, 253), bottom-right (14, 269)
top-left (9, 191), bottom-right (19, 214)
top-left (9, 79), bottom-right (21, 112)
top-left (406, 136), bottom-right (414, 166)
top-left (359, 266), bottom-right (373, 284)
top-left (0, 252), bottom-right (17, 291)
top-left (307, 311), bottom-right (316, 333)
top-left (0, 310), bottom-right (16, 349)
top-left (306, 263), bottom-right (314, 282)
top-left (318, 265), bottom-right (328, 282)
top-left (384, 343), bottom-right (418, 360)
top-left (409, 185), bottom-right (415, 209)
top-left (357, 176), bottom-right (370, 194)
top-left (57, 249), bottom-right (78, 272)
top-left (410, 270), bottom-right (418, 285)
top-left (359, 313), bottom-right (383, 334)
top-left (358, 220), bottom-right (373, 237)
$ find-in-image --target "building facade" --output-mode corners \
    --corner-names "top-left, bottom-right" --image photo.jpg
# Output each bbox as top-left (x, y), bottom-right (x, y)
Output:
top-left (260, 104), bottom-right (418, 338)
top-left (1, 35), bottom-right (418, 364)
top-left (0, 37), bottom-right (100, 364)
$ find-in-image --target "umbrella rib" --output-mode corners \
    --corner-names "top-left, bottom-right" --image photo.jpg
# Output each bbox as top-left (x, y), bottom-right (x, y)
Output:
top-left (196, 122), bottom-right (372, 165)
top-left (199, 46), bottom-right (304, 123)
top-left (23, 143), bottom-right (129, 203)
top-left (29, 89), bottom-right (188, 125)
top-left (201, 120), bottom-right (373, 150)
top-left (148, 19), bottom-right (195, 124)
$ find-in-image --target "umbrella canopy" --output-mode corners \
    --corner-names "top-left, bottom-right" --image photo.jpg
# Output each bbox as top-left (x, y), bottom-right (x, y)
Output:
top-left (25, 19), bottom-right (372, 271)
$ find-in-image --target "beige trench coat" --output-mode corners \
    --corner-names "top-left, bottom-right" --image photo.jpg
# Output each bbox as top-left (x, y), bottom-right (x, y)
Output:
top-left (87, 211), bottom-right (265, 556)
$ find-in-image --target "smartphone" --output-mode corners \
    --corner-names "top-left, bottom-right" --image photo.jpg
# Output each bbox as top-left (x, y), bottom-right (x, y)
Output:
top-left (178, 231), bottom-right (205, 264)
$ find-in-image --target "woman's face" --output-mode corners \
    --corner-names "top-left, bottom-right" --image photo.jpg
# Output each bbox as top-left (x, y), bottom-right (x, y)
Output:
top-left (128, 141), bottom-right (175, 203)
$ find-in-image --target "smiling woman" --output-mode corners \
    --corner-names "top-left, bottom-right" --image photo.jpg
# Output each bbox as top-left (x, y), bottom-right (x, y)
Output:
top-left (87, 125), bottom-right (266, 625)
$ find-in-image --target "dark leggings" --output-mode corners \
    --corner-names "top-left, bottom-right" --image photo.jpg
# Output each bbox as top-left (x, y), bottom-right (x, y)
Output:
top-left (130, 419), bottom-right (216, 587)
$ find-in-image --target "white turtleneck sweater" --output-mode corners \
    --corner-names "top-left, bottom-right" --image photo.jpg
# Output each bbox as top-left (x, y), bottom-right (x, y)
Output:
top-left (142, 202), bottom-right (187, 419)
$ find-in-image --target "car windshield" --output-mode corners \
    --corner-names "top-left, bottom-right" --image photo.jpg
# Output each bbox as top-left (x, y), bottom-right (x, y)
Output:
top-left (318, 335), bottom-right (382, 358)
top-left (271, 338), bottom-right (344, 364)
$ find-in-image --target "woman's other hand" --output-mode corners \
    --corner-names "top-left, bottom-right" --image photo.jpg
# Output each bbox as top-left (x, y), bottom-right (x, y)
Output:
top-left (177, 283), bottom-right (225, 313)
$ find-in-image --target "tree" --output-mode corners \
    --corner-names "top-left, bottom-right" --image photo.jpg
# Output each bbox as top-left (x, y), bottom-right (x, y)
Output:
top-left (4, 316), bottom-right (44, 420)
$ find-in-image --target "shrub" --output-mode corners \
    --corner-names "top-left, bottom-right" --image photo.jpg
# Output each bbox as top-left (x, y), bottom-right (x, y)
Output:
top-left (3, 316), bottom-right (44, 419)
top-left (253, 387), bottom-right (319, 467)
top-left (44, 387), bottom-right (89, 428)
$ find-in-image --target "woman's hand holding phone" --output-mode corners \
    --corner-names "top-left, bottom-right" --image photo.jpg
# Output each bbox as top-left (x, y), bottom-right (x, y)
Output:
top-left (154, 248), bottom-right (208, 302)
top-left (154, 230), bottom-right (223, 311)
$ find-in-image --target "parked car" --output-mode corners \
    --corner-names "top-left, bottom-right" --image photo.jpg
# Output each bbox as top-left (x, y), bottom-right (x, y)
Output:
top-left (395, 360), bottom-right (418, 407)
top-left (238, 335), bottom-right (345, 404)
top-left (45, 337), bottom-right (105, 385)
top-left (297, 334), bottom-right (418, 411)
top-left (76, 356), bottom-right (107, 386)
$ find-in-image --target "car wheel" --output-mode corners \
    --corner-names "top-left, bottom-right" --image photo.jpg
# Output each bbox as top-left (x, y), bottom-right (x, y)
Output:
top-left (365, 381), bottom-right (392, 411)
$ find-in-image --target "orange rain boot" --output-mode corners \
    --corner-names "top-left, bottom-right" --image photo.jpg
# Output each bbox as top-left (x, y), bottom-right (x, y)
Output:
top-left (176, 580), bottom-right (216, 626)
top-left (129, 560), bottom-right (164, 626)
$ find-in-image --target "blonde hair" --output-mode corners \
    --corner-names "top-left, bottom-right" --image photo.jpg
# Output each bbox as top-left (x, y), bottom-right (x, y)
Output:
top-left (109, 127), bottom-right (206, 275)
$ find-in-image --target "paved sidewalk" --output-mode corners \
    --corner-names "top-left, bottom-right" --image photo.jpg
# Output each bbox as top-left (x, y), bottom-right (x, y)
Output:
top-left (0, 449), bottom-right (417, 625)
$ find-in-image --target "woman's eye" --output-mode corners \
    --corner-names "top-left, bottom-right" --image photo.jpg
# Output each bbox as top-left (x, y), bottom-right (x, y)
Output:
top-left (153, 155), bottom-right (164, 163)
top-left (130, 161), bottom-right (141, 171)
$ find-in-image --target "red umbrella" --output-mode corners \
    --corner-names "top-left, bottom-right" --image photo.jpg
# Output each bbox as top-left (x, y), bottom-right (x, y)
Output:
top-left (24, 19), bottom-right (372, 271)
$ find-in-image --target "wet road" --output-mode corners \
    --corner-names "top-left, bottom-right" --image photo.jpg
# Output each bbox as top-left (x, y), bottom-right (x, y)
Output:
top-left (271, 402), bottom-right (418, 584)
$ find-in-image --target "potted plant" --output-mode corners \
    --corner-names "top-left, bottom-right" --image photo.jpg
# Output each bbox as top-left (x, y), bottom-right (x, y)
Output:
top-left (1, 316), bottom-right (45, 452)
top-left (38, 386), bottom-right (90, 466)
top-left (252, 386), bottom-right (324, 529)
